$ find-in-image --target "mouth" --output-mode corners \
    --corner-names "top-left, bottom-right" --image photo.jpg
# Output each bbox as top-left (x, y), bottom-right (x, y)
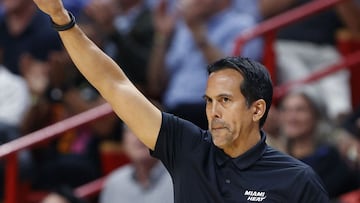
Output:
top-left (211, 127), bottom-right (227, 131)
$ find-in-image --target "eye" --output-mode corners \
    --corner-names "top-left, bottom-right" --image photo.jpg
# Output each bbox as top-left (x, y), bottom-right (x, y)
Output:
top-left (221, 97), bottom-right (230, 103)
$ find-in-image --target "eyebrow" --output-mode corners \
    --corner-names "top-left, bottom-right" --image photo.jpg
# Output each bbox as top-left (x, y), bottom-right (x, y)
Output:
top-left (203, 93), bottom-right (233, 100)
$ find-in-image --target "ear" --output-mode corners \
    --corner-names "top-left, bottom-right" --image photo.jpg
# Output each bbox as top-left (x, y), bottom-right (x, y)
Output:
top-left (252, 99), bottom-right (266, 123)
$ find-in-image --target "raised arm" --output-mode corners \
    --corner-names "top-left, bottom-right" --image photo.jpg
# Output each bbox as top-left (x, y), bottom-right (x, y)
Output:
top-left (33, 0), bottom-right (161, 150)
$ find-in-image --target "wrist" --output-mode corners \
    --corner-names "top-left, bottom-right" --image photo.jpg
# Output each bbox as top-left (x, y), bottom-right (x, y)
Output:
top-left (50, 9), bottom-right (70, 25)
top-left (51, 11), bottom-right (76, 31)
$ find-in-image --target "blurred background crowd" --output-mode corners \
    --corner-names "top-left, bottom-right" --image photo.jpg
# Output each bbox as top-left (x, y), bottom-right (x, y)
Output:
top-left (0, 0), bottom-right (360, 202)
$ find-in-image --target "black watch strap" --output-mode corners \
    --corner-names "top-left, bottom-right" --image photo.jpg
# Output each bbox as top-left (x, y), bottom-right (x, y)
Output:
top-left (51, 11), bottom-right (76, 32)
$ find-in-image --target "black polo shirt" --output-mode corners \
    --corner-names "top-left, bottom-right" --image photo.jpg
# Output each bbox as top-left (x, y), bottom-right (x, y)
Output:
top-left (151, 113), bottom-right (329, 203)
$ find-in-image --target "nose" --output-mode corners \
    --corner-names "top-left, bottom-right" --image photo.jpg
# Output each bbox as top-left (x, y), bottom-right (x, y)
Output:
top-left (207, 101), bottom-right (221, 119)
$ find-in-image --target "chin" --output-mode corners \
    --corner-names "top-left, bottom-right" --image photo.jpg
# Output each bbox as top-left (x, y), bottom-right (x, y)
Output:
top-left (212, 138), bottom-right (226, 149)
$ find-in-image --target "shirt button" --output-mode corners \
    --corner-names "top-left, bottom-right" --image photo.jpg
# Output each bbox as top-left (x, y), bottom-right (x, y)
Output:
top-left (225, 179), bottom-right (231, 184)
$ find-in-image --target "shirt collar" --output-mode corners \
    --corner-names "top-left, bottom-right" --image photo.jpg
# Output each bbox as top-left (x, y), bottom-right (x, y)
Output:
top-left (215, 131), bottom-right (267, 170)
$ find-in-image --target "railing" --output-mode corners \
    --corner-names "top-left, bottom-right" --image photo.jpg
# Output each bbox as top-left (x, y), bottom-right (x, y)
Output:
top-left (233, 0), bottom-right (348, 84)
top-left (1, 0), bottom-right (359, 203)
top-left (233, 0), bottom-right (347, 56)
top-left (232, 0), bottom-right (360, 103)
top-left (274, 50), bottom-right (360, 99)
top-left (0, 103), bottom-right (113, 203)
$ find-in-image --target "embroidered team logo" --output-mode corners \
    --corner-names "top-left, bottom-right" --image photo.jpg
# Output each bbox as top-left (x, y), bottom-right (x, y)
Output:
top-left (244, 190), bottom-right (267, 202)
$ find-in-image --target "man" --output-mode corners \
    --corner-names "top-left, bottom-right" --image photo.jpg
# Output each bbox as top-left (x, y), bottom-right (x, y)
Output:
top-left (85, 0), bottom-right (155, 93)
top-left (100, 124), bottom-right (173, 203)
top-left (32, 0), bottom-right (329, 202)
top-left (0, 0), bottom-right (62, 75)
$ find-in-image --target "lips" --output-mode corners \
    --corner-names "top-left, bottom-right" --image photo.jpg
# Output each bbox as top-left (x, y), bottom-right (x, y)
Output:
top-left (211, 126), bottom-right (225, 130)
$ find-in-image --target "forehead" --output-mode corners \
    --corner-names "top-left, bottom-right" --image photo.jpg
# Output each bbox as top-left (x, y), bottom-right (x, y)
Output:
top-left (282, 94), bottom-right (305, 105)
top-left (281, 94), bottom-right (313, 110)
top-left (205, 68), bottom-right (243, 96)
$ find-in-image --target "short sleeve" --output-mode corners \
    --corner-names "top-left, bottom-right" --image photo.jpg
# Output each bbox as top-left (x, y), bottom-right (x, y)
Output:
top-left (150, 112), bottom-right (210, 174)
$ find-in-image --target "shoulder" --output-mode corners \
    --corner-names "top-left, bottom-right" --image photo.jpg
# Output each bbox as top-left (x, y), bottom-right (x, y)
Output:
top-left (259, 147), bottom-right (318, 180)
top-left (264, 147), bottom-right (328, 196)
top-left (152, 112), bottom-right (211, 164)
top-left (160, 112), bottom-right (206, 135)
top-left (261, 146), bottom-right (308, 168)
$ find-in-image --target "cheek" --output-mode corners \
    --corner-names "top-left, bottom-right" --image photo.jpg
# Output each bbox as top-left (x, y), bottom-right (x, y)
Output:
top-left (227, 111), bottom-right (245, 132)
top-left (296, 112), bottom-right (315, 127)
top-left (281, 113), bottom-right (315, 136)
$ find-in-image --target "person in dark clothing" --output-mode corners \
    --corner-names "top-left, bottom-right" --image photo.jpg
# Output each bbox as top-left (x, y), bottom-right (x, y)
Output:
top-left (278, 89), bottom-right (360, 199)
top-left (84, 0), bottom-right (154, 93)
top-left (30, 0), bottom-right (329, 201)
top-left (0, 0), bottom-right (62, 75)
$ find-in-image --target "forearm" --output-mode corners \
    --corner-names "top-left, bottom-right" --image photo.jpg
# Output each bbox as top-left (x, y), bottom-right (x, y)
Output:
top-left (147, 34), bottom-right (169, 98)
top-left (51, 11), bottom-right (160, 149)
top-left (32, 0), bottom-right (162, 150)
top-left (58, 25), bottom-right (127, 94)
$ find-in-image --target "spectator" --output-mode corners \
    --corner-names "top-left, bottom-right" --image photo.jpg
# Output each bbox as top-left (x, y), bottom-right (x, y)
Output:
top-left (275, 0), bottom-right (360, 121)
top-left (147, 0), bottom-right (263, 129)
top-left (0, 0), bottom-right (62, 75)
top-left (84, 0), bottom-right (155, 93)
top-left (335, 105), bottom-right (360, 170)
top-left (278, 88), bottom-right (360, 199)
top-left (20, 21), bottom-right (116, 190)
top-left (100, 124), bottom-right (173, 203)
top-left (263, 105), bottom-right (286, 152)
top-left (0, 51), bottom-right (33, 199)
top-left (0, 64), bottom-right (31, 127)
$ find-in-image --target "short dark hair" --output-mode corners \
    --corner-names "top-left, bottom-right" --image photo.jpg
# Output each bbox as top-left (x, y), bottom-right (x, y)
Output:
top-left (207, 56), bottom-right (273, 128)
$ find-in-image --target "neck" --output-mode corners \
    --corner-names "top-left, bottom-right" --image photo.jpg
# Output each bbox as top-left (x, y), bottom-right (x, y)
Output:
top-left (288, 135), bottom-right (316, 159)
top-left (133, 158), bottom-right (158, 188)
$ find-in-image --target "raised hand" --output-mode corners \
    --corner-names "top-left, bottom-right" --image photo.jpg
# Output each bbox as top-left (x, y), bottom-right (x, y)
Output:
top-left (177, 0), bottom-right (207, 29)
top-left (33, 0), bottom-right (69, 25)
